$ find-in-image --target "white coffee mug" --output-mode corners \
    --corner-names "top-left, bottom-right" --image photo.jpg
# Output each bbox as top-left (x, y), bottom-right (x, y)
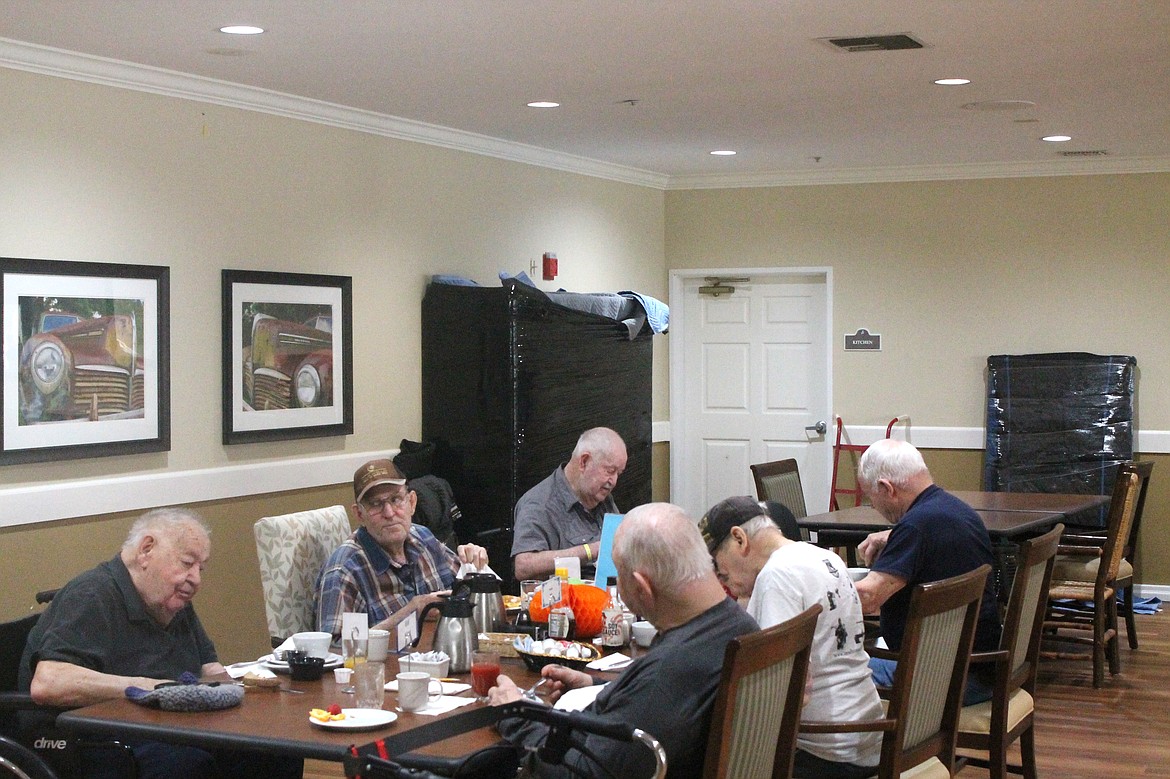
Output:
top-left (368, 629), bottom-right (391, 662)
top-left (397, 671), bottom-right (443, 713)
top-left (631, 620), bottom-right (657, 648)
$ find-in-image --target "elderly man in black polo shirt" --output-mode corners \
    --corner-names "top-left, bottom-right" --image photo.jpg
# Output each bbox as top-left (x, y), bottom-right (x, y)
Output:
top-left (20, 507), bottom-right (302, 779)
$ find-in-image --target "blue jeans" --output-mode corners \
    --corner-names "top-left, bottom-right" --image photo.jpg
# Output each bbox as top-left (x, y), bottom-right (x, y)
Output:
top-left (869, 656), bottom-right (993, 706)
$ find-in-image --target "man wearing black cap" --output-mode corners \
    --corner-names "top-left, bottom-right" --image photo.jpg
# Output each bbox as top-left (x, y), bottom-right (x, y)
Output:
top-left (701, 496), bottom-right (882, 779)
top-left (315, 457), bottom-right (489, 638)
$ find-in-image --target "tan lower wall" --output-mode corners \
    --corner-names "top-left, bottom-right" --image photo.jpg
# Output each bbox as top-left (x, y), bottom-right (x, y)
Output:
top-left (4, 444), bottom-right (1164, 666)
top-left (1, 484), bottom-right (355, 664)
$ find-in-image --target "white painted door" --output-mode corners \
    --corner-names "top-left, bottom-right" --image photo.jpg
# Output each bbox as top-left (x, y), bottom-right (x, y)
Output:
top-left (670, 270), bottom-right (831, 520)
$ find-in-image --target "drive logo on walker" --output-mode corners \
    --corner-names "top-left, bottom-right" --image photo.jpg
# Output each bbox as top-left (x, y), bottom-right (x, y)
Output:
top-left (34, 737), bottom-right (68, 750)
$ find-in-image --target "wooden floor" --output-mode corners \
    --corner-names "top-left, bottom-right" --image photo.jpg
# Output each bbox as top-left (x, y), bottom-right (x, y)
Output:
top-left (305, 611), bottom-right (1169, 778)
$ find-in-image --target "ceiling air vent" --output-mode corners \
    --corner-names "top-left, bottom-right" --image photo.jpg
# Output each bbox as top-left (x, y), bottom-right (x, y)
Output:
top-left (822, 34), bottom-right (924, 53)
top-left (1059, 150), bottom-right (1109, 157)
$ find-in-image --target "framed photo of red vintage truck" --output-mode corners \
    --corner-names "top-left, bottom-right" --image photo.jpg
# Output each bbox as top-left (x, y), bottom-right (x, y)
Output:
top-left (1, 257), bottom-right (170, 464)
top-left (221, 269), bottom-right (353, 444)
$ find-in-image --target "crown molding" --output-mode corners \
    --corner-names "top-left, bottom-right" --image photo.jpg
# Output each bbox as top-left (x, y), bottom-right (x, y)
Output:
top-left (0, 38), bottom-right (669, 190)
top-left (3, 38), bottom-right (1168, 193)
top-left (665, 156), bottom-right (1170, 190)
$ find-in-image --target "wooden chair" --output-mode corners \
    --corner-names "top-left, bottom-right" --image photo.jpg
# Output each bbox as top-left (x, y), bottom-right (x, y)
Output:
top-left (702, 604), bottom-right (820, 779)
top-left (253, 505), bottom-right (352, 646)
top-left (1044, 462), bottom-right (1144, 686)
top-left (750, 458), bottom-right (808, 519)
top-left (956, 524), bottom-right (1063, 779)
top-left (802, 565), bottom-right (991, 778)
top-left (1097, 460), bottom-right (1153, 649)
top-left (751, 457), bottom-right (863, 563)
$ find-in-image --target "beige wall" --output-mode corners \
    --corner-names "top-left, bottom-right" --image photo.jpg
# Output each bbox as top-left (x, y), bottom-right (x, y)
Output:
top-left (3, 67), bottom-right (1169, 658)
top-left (0, 67), bottom-right (669, 491)
top-left (665, 176), bottom-right (1170, 427)
top-left (665, 177), bottom-right (1170, 585)
top-left (0, 68), bottom-right (668, 641)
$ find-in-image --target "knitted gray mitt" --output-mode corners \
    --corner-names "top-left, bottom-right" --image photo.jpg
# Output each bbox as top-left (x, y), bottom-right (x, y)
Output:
top-left (125, 672), bottom-right (245, 712)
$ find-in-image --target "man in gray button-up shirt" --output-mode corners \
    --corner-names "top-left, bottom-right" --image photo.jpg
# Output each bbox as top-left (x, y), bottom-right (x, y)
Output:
top-left (511, 427), bottom-right (627, 581)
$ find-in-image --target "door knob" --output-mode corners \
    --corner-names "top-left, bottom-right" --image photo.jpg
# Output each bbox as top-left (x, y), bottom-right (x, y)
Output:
top-left (805, 420), bottom-right (827, 435)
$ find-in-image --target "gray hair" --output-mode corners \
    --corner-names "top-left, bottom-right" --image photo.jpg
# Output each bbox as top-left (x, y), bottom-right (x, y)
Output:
top-left (571, 427), bottom-right (626, 460)
top-left (857, 439), bottom-right (929, 491)
top-left (614, 503), bottom-right (712, 590)
top-left (123, 507), bottom-right (210, 552)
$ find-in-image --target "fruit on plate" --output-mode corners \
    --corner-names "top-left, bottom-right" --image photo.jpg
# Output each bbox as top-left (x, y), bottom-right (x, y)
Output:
top-left (310, 706), bottom-right (347, 723)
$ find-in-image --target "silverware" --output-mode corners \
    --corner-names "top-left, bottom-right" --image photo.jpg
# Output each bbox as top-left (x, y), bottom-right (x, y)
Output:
top-left (521, 678), bottom-right (548, 701)
top-left (279, 687), bottom-right (305, 694)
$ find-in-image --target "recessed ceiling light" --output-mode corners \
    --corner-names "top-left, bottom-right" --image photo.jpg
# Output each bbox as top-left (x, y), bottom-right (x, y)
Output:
top-left (933, 78), bottom-right (971, 86)
top-left (527, 101), bottom-right (560, 108)
top-left (219, 25), bottom-right (264, 35)
top-left (710, 150), bottom-right (737, 156)
top-left (1041, 135), bottom-right (1073, 142)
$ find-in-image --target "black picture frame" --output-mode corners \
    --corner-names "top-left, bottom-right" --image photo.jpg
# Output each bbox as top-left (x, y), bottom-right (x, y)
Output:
top-left (0, 257), bottom-right (171, 464)
top-left (221, 269), bottom-right (353, 444)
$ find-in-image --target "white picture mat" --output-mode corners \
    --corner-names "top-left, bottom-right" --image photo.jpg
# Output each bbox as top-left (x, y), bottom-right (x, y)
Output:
top-left (2, 272), bottom-right (160, 451)
top-left (229, 281), bottom-right (345, 432)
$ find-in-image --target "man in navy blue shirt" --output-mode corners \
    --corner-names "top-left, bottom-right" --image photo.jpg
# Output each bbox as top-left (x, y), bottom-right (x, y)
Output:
top-left (852, 439), bottom-right (999, 704)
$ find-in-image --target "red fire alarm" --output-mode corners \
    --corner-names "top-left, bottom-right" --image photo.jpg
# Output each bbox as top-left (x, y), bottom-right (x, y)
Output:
top-left (542, 252), bottom-right (558, 281)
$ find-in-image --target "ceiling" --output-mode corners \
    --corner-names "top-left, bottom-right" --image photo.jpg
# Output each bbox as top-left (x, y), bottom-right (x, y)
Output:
top-left (2, 1), bottom-right (1168, 188)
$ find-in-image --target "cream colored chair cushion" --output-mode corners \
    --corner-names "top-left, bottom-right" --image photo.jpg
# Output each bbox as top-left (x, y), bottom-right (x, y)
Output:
top-left (254, 505), bottom-right (352, 641)
top-left (901, 756), bottom-right (950, 779)
top-left (1052, 554), bottom-right (1132, 583)
top-left (957, 688), bottom-right (1034, 735)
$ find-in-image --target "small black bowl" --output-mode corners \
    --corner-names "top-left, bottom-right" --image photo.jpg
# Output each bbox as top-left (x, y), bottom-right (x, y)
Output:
top-left (287, 654), bottom-right (326, 681)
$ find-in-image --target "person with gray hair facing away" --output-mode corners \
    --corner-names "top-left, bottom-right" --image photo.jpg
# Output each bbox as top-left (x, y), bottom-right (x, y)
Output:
top-left (701, 496), bottom-right (882, 779)
top-left (852, 438), bottom-right (1000, 705)
top-left (489, 502), bottom-right (759, 779)
top-left (20, 507), bottom-right (302, 779)
top-left (512, 427), bottom-right (628, 581)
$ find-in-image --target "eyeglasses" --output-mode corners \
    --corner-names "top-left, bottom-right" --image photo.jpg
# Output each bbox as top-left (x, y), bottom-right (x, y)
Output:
top-left (363, 492), bottom-right (410, 513)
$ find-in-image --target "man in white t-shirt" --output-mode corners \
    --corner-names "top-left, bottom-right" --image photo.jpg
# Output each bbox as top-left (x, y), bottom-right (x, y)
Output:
top-left (700, 496), bottom-right (883, 779)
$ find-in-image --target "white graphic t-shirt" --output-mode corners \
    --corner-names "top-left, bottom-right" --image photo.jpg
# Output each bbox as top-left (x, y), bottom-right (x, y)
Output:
top-left (747, 542), bottom-right (883, 767)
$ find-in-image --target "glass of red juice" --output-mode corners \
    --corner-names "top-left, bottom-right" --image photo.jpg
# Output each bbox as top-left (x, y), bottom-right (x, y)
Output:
top-left (470, 650), bottom-right (501, 701)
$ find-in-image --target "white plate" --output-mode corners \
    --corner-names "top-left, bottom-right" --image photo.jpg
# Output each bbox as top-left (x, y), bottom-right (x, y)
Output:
top-left (309, 708), bottom-right (397, 731)
top-left (263, 652), bottom-right (345, 672)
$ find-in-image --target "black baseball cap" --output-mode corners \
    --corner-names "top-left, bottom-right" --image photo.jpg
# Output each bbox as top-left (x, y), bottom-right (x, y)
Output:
top-left (698, 496), bottom-right (770, 554)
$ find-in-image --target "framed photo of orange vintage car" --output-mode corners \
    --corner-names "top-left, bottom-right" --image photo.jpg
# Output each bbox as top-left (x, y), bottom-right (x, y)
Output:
top-left (0, 257), bottom-right (170, 464)
top-left (221, 269), bottom-right (353, 444)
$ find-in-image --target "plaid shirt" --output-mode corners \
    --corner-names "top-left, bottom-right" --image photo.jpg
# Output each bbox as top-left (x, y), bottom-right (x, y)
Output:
top-left (315, 524), bottom-right (459, 638)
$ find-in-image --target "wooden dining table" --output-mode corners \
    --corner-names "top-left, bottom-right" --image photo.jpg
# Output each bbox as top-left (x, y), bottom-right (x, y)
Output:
top-left (797, 490), bottom-right (1111, 600)
top-left (55, 630), bottom-right (632, 766)
top-left (797, 490), bottom-right (1110, 540)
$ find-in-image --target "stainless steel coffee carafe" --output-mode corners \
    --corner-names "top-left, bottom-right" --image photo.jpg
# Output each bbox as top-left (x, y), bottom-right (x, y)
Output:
top-left (415, 591), bottom-right (478, 673)
top-left (463, 572), bottom-right (507, 635)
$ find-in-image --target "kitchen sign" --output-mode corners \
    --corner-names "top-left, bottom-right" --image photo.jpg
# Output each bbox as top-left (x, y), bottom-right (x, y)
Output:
top-left (844, 328), bottom-right (881, 351)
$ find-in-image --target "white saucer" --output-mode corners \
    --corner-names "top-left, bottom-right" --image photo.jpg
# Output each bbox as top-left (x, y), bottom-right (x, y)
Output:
top-left (309, 708), bottom-right (397, 730)
top-left (263, 652), bottom-right (344, 672)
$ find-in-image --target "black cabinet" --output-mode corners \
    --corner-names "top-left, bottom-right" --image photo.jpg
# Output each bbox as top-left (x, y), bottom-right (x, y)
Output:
top-left (422, 280), bottom-right (653, 588)
top-left (983, 352), bottom-right (1136, 528)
